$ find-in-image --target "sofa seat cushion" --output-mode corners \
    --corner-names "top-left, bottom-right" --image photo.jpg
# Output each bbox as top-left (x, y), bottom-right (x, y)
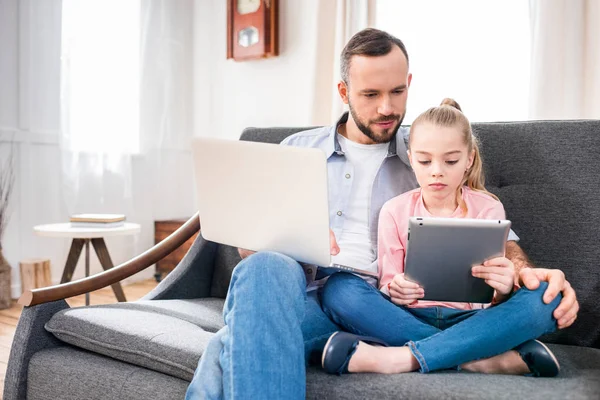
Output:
top-left (306, 344), bottom-right (600, 399)
top-left (28, 343), bottom-right (600, 399)
top-left (28, 347), bottom-right (189, 400)
top-left (45, 298), bottom-right (225, 381)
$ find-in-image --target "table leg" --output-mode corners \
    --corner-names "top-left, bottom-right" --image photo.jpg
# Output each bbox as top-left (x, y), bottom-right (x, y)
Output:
top-left (91, 238), bottom-right (127, 302)
top-left (60, 239), bottom-right (85, 284)
top-left (85, 239), bottom-right (90, 306)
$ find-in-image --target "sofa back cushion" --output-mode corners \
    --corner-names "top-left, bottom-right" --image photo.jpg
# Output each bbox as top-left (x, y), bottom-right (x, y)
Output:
top-left (473, 120), bottom-right (600, 348)
top-left (209, 121), bottom-right (600, 349)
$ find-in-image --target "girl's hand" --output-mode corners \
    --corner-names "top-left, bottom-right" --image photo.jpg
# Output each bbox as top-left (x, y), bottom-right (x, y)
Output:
top-left (389, 273), bottom-right (424, 306)
top-left (472, 257), bottom-right (515, 303)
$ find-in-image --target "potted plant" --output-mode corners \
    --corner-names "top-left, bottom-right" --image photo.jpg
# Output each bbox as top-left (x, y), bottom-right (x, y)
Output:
top-left (0, 146), bottom-right (15, 309)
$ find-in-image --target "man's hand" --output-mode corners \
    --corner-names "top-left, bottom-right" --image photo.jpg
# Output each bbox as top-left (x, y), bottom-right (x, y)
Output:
top-left (519, 267), bottom-right (579, 329)
top-left (388, 273), bottom-right (424, 306)
top-left (472, 257), bottom-right (515, 303)
top-left (506, 241), bottom-right (579, 329)
top-left (330, 229), bottom-right (340, 255)
top-left (238, 248), bottom-right (256, 259)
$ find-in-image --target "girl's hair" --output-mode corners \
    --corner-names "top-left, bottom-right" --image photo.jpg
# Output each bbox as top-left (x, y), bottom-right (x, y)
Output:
top-left (408, 98), bottom-right (498, 214)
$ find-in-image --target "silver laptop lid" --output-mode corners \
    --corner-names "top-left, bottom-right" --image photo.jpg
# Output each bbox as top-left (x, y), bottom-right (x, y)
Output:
top-left (191, 137), bottom-right (331, 266)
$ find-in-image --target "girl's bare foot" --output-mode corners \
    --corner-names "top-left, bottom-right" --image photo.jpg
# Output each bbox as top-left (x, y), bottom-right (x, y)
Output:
top-left (461, 350), bottom-right (530, 375)
top-left (347, 342), bottom-right (420, 374)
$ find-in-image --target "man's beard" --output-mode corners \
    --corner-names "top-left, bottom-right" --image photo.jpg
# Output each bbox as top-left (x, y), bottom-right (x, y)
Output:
top-left (348, 100), bottom-right (405, 144)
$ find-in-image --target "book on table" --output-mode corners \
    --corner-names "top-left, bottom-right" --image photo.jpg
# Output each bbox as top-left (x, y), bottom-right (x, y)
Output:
top-left (69, 214), bottom-right (126, 228)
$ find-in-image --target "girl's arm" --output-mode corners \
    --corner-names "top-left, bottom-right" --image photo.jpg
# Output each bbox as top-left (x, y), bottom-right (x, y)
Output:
top-left (377, 205), bottom-right (406, 294)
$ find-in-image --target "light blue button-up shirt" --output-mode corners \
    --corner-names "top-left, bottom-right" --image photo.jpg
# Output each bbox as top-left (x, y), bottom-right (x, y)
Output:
top-left (281, 112), bottom-right (518, 274)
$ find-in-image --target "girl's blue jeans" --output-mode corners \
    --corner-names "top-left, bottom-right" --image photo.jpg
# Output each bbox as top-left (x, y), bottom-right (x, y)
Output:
top-left (320, 272), bottom-right (561, 373)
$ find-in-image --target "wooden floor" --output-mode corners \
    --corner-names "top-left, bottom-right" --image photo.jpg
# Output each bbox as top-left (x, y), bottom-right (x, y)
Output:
top-left (0, 279), bottom-right (158, 398)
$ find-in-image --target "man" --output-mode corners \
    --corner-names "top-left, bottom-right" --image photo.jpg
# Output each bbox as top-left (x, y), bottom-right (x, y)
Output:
top-left (186, 28), bottom-right (579, 399)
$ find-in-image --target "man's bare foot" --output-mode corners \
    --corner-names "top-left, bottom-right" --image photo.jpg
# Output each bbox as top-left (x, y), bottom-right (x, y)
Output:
top-left (347, 342), bottom-right (420, 374)
top-left (461, 350), bottom-right (530, 375)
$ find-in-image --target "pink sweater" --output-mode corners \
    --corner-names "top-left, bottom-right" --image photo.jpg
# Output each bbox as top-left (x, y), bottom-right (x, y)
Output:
top-left (378, 186), bottom-right (506, 310)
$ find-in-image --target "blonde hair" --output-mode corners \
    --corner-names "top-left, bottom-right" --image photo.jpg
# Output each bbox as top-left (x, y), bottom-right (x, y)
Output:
top-left (409, 98), bottom-right (498, 215)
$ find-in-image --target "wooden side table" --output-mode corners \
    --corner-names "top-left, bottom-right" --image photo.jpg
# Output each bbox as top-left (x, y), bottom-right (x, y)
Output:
top-left (154, 219), bottom-right (199, 282)
top-left (33, 222), bottom-right (141, 305)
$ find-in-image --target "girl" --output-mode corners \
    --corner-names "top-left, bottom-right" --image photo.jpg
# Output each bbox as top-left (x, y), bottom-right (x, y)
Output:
top-left (319, 99), bottom-right (561, 377)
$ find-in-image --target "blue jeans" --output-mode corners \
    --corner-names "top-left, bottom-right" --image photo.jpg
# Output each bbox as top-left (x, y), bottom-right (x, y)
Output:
top-left (320, 272), bottom-right (560, 373)
top-left (185, 252), bottom-right (339, 400)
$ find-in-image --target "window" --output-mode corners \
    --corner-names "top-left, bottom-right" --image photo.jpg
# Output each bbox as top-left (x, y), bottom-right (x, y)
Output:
top-left (61, 0), bottom-right (140, 153)
top-left (376, 0), bottom-right (530, 123)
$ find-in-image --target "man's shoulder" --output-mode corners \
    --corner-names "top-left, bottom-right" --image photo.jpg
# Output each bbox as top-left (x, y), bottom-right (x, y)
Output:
top-left (280, 126), bottom-right (333, 148)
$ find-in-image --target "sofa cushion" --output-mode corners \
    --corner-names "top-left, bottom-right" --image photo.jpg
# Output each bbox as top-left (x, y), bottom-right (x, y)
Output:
top-left (27, 344), bottom-right (600, 399)
top-left (306, 344), bottom-right (600, 399)
top-left (27, 346), bottom-right (189, 400)
top-left (45, 298), bottom-right (225, 381)
top-left (473, 120), bottom-right (600, 348)
top-left (27, 347), bottom-right (189, 400)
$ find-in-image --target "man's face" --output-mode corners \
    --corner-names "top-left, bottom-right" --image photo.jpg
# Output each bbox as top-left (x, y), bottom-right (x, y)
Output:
top-left (339, 46), bottom-right (412, 144)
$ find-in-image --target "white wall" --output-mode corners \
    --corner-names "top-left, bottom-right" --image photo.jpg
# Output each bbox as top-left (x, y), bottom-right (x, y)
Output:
top-left (193, 0), bottom-right (338, 140)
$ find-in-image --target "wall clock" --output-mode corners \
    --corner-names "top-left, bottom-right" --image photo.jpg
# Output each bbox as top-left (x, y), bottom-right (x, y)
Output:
top-left (227, 0), bottom-right (279, 61)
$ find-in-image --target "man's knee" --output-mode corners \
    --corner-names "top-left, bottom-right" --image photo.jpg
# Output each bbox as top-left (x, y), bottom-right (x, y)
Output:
top-left (234, 251), bottom-right (306, 288)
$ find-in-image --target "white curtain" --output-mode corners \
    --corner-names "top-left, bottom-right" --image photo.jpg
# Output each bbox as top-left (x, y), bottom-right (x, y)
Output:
top-left (374, 0), bottom-right (531, 123)
top-left (138, 0), bottom-right (195, 222)
top-left (59, 0), bottom-right (195, 279)
top-left (60, 0), bottom-right (139, 215)
top-left (529, 0), bottom-right (600, 119)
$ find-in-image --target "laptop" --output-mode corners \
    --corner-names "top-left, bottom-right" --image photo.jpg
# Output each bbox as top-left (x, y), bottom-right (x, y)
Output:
top-left (191, 137), bottom-right (378, 279)
top-left (404, 216), bottom-right (512, 303)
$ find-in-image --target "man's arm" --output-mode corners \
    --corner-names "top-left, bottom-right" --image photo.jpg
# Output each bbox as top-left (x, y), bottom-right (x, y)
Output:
top-left (505, 241), bottom-right (579, 329)
top-left (506, 240), bottom-right (533, 280)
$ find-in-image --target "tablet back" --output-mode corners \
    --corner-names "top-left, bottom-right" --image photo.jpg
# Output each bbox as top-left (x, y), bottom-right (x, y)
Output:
top-left (404, 217), bottom-right (511, 303)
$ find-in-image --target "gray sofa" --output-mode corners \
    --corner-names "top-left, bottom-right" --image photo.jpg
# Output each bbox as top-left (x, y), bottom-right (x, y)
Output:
top-left (5, 120), bottom-right (600, 399)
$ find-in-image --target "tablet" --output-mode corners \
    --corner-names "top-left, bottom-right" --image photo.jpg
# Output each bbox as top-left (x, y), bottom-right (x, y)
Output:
top-left (403, 217), bottom-right (511, 303)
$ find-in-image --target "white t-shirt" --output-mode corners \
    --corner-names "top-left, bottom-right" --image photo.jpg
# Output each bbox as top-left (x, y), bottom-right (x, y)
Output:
top-left (331, 134), bottom-right (389, 271)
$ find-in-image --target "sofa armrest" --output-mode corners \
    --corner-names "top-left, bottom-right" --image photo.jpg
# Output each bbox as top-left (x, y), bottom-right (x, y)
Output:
top-left (19, 214), bottom-right (201, 306)
top-left (3, 300), bottom-right (70, 400)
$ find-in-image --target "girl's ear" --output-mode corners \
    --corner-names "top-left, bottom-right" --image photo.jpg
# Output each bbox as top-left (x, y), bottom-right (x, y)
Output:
top-left (467, 149), bottom-right (475, 169)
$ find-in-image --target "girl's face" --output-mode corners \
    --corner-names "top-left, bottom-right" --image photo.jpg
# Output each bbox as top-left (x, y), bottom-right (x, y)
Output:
top-left (408, 122), bottom-right (474, 202)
